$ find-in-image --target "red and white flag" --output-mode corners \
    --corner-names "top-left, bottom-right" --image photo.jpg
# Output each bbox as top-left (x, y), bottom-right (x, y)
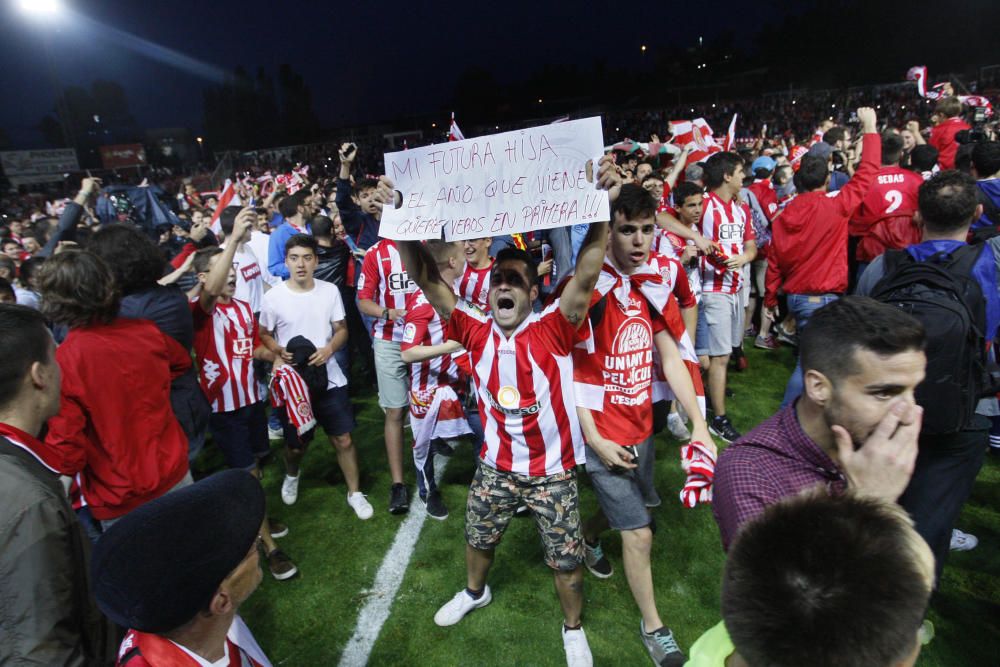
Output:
top-left (209, 179), bottom-right (240, 235)
top-left (724, 113), bottom-right (737, 151)
top-left (448, 112), bottom-right (465, 142)
top-left (906, 65), bottom-right (948, 100)
top-left (668, 118), bottom-right (721, 163)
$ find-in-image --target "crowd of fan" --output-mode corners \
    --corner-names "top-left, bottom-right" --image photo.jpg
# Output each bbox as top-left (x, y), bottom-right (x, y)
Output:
top-left (1, 87), bottom-right (999, 667)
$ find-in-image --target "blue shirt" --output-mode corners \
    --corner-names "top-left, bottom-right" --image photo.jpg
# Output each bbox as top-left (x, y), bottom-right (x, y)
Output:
top-left (268, 220), bottom-right (311, 280)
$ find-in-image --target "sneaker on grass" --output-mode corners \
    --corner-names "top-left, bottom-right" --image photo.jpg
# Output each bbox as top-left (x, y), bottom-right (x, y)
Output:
top-left (425, 490), bottom-right (448, 521)
top-left (434, 586), bottom-right (492, 626)
top-left (583, 539), bottom-right (613, 579)
top-left (347, 492), bottom-right (374, 520)
top-left (754, 334), bottom-right (779, 350)
top-left (389, 483), bottom-right (410, 515)
top-left (267, 549), bottom-right (298, 581)
top-left (950, 528), bottom-right (978, 551)
top-left (640, 621), bottom-right (685, 667)
top-left (562, 626), bottom-right (594, 667)
top-left (267, 426), bottom-right (284, 441)
top-left (280, 474), bottom-right (299, 505)
top-left (709, 415), bottom-right (741, 443)
top-left (268, 520), bottom-right (289, 539)
top-left (666, 412), bottom-right (691, 441)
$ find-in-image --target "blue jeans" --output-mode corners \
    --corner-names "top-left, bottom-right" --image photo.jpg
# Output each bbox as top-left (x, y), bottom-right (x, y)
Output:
top-left (781, 294), bottom-right (841, 407)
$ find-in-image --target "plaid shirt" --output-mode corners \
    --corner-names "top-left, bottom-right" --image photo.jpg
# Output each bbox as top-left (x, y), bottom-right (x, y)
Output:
top-left (712, 404), bottom-right (847, 550)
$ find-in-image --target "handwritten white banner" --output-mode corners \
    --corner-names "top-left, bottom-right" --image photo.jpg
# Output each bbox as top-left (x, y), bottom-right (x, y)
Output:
top-left (379, 117), bottom-right (610, 241)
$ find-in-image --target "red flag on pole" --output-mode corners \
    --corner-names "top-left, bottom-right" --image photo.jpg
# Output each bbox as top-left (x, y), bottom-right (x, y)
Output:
top-left (448, 112), bottom-right (465, 142)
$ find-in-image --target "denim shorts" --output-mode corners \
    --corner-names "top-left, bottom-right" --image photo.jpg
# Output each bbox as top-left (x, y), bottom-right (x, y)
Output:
top-left (279, 385), bottom-right (356, 448)
top-left (209, 401), bottom-right (270, 470)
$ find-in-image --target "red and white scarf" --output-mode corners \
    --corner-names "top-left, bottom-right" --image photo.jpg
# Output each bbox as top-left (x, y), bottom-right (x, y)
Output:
top-left (679, 441), bottom-right (716, 508)
top-left (269, 366), bottom-right (316, 436)
top-left (410, 385), bottom-right (471, 491)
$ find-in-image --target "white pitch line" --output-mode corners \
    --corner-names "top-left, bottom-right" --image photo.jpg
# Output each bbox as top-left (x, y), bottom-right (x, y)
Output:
top-left (337, 454), bottom-right (448, 667)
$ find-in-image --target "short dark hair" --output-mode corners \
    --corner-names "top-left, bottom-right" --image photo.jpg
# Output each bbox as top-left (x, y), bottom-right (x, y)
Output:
top-left (356, 178), bottom-right (379, 194)
top-left (611, 183), bottom-right (657, 222)
top-left (88, 224), bottom-right (169, 295)
top-left (278, 192), bottom-right (304, 219)
top-left (192, 246), bottom-right (223, 274)
top-left (493, 246), bottom-right (538, 289)
top-left (0, 277), bottom-right (13, 302)
top-left (722, 492), bottom-right (932, 667)
top-left (918, 170), bottom-right (980, 233)
top-left (1, 238), bottom-right (21, 250)
top-left (971, 141), bottom-right (1000, 177)
top-left (800, 296), bottom-right (925, 382)
top-left (909, 144), bottom-right (939, 172)
top-left (218, 206), bottom-right (242, 236)
top-left (702, 152), bottom-right (743, 189)
top-left (38, 250), bottom-right (120, 328)
top-left (18, 256), bottom-right (45, 285)
top-left (672, 181), bottom-right (704, 206)
top-left (311, 216), bottom-right (333, 239)
top-left (0, 304), bottom-right (52, 409)
top-left (881, 133), bottom-right (904, 165)
top-left (795, 155), bottom-right (830, 192)
top-left (641, 173), bottom-right (664, 186)
top-left (0, 256), bottom-right (15, 279)
top-left (822, 126), bottom-right (846, 146)
top-left (285, 233), bottom-right (318, 254)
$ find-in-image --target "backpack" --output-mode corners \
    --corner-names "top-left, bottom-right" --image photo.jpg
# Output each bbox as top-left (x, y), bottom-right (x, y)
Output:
top-left (871, 244), bottom-right (989, 434)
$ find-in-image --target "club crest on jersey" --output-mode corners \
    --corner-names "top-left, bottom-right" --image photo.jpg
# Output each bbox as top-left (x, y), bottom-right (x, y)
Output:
top-left (611, 317), bottom-right (652, 356)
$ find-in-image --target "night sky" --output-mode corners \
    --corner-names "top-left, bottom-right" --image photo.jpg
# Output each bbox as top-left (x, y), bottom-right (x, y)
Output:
top-left (1, 0), bottom-right (799, 147)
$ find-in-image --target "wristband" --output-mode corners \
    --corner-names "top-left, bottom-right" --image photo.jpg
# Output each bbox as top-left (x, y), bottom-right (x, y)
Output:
top-left (381, 307), bottom-right (389, 320)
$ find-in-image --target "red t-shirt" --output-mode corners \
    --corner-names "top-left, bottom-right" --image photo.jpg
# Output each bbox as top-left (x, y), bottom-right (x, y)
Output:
top-left (850, 166), bottom-right (922, 237)
top-left (576, 284), bottom-right (666, 444)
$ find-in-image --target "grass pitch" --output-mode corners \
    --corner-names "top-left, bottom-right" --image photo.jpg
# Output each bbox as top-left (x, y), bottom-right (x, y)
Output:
top-left (207, 344), bottom-right (1000, 666)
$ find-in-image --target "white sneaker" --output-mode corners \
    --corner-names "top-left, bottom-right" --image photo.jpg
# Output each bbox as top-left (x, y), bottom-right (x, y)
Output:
top-left (281, 475), bottom-right (299, 505)
top-left (950, 528), bottom-right (978, 551)
top-left (562, 625), bottom-right (593, 667)
top-left (268, 426), bottom-right (284, 441)
top-left (433, 586), bottom-right (492, 626)
top-left (667, 412), bottom-right (691, 441)
top-left (347, 492), bottom-right (374, 520)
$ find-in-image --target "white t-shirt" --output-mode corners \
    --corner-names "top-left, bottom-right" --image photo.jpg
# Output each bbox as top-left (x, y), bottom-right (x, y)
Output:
top-left (259, 280), bottom-right (348, 388)
top-left (224, 243), bottom-right (265, 313)
top-left (247, 230), bottom-right (281, 287)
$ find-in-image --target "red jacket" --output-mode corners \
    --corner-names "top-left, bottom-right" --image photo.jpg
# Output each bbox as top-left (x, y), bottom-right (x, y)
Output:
top-left (45, 318), bottom-right (191, 520)
top-left (930, 117), bottom-right (971, 170)
top-left (856, 216), bottom-right (922, 263)
top-left (765, 133), bottom-right (881, 308)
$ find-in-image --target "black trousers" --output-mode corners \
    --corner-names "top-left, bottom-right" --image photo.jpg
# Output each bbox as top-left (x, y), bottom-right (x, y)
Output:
top-left (899, 414), bottom-right (988, 583)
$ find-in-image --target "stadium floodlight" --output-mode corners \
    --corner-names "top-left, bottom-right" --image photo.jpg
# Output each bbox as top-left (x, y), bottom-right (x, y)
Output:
top-left (16, 0), bottom-right (64, 19)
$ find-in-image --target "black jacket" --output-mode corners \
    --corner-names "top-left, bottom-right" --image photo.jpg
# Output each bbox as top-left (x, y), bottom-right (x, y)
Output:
top-left (0, 436), bottom-right (115, 665)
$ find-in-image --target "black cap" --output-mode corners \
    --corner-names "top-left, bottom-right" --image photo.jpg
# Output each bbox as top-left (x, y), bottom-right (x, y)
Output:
top-left (91, 470), bottom-right (265, 633)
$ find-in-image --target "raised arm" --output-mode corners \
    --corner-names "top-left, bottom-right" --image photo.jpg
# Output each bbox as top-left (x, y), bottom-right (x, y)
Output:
top-left (557, 156), bottom-right (620, 326)
top-left (396, 239), bottom-right (458, 320)
top-left (198, 208), bottom-right (254, 312)
top-left (39, 178), bottom-right (100, 258)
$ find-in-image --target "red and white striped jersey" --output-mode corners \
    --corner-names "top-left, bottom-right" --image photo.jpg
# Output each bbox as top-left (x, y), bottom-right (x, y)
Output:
top-left (455, 259), bottom-right (493, 310)
top-left (357, 239), bottom-right (416, 342)
top-left (190, 297), bottom-right (261, 413)
top-left (648, 251), bottom-right (697, 309)
top-left (447, 299), bottom-right (585, 476)
top-left (699, 192), bottom-right (755, 294)
top-left (401, 289), bottom-right (463, 418)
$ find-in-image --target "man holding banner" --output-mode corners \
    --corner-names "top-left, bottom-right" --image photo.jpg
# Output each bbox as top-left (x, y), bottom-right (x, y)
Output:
top-left (377, 121), bottom-right (620, 664)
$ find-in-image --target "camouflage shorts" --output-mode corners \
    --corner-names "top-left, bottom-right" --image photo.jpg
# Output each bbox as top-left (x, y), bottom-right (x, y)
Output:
top-left (465, 464), bottom-right (583, 571)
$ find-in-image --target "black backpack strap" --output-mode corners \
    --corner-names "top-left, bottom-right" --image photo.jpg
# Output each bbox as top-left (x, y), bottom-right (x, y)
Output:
top-left (588, 292), bottom-right (609, 329)
top-left (943, 241), bottom-right (988, 275)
